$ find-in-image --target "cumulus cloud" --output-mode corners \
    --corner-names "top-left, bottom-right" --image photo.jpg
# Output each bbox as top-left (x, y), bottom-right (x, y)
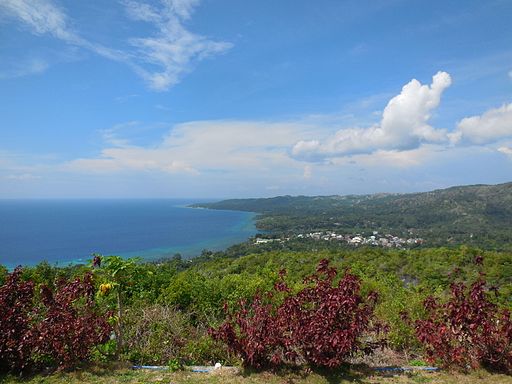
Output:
top-left (292, 71), bottom-right (452, 160)
top-left (0, 0), bottom-right (230, 90)
top-left (450, 103), bottom-right (512, 145)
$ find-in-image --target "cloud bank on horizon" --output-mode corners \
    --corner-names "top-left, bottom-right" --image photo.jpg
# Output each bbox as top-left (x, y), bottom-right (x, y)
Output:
top-left (1, 0), bottom-right (511, 197)
top-left (64, 71), bottom-right (512, 175)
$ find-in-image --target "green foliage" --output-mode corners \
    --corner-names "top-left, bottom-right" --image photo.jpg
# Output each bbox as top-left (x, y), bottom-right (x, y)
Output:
top-left (3, 241), bottom-right (512, 368)
top-left (409, 358), bottom-right (428, 366)
top-left (159, 271), bottom-right (217, 322)
top-left (210, 259), bottom-right (382, 369)
top-left (181, 334), bottom-right (232, 365)
top-left (360, 270), bottom-right (426, 351)
top-left (19, 261), bottom-right (86, 290)
top-left (122, 304), bottom-right (192, 365)
top-left (91, 339), bottom-right (117, 362)
top-left (0, 265), bottom-right (7, 285)
top-left (121, 304), bottom-right (230, 366)
top-left (194, 182), bottom-right (512, 250)
top-left (159, 270), bottom-right (273, 324)
top-left (99, 255), bottom-right (138, 287)
top-left (167, 358), bottom-right (183, 372)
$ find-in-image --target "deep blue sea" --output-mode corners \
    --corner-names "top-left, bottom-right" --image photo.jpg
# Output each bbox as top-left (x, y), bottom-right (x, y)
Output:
top-left (0, 199), bottom-right (257, 270)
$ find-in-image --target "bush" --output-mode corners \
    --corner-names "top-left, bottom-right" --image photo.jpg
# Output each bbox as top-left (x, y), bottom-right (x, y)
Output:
top-left (415, 257), bottom-right (512, 372)
top-left (122, 304), bottom-right (191, 364)
top-left (122, 304), bottom-right (228, 365)
top-left (0, 269), bottom-right (112, 373)
top-left (210, 259), bottom-right (384, 369)
top-left (33, 273), bottom-right (112, 369)
top-left (181, 333), bottom-right (232, 365)
top-left (0, 268), bottom-right (35, 372)
top-left (349, 262), bottom-right (425, 352)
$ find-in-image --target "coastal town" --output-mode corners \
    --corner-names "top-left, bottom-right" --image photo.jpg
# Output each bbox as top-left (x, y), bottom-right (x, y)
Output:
top-left (255, 231), bottom-right (424, 249)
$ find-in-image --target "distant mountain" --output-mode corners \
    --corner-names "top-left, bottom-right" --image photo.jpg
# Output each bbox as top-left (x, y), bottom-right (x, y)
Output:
top-left (192, 182), bottom-right (512, 249)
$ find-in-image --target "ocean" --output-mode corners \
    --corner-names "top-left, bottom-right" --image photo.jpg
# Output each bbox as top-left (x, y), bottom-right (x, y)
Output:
top-left (0, 199), bottom-right (257, 270)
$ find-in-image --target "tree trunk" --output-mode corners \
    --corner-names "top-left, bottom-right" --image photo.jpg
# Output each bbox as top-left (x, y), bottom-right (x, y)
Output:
top-left (116, 289), bottom-right (124, 356)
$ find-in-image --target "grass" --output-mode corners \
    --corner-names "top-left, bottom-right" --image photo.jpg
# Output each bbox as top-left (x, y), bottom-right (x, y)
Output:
top-left (1, 364), bottom-right (512, 384)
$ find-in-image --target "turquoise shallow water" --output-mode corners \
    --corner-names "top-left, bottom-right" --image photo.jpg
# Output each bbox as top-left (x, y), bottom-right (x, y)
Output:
top-left (0, 199), bottom-right (257, 269)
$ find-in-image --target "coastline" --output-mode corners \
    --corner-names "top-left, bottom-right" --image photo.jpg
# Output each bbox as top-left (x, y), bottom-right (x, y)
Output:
top-left (0, 200), bottom-right (258, 271)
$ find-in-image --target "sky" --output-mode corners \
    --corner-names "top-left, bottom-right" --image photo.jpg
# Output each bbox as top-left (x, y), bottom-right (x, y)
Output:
top-left (0, 0), bottom-right (511, 198)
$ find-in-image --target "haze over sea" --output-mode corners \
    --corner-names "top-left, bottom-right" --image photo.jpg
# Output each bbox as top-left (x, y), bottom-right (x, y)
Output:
top-left (0, 199), bottom-right (257, 270)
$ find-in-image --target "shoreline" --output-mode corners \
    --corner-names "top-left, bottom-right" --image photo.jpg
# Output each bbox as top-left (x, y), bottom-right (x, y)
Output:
top-left (1, 202), bottom-right (258, 271)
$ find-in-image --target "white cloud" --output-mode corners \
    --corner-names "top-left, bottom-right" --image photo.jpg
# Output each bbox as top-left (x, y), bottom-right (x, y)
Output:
top-left (123, 0), bottom-right (232, 91)
top-left (100, 121), bottom-right (138, 147)
top-left (65, 120), bottom-right (312, 175)
top-left (0, 0), bottom-right (126, 60)
top-left (68, 148), bottom-right (200, 174)
top-left (329, 145), bottom-right (443, 168)
top-left (498, 146), bottom-right (512, 157)
top-left (0, 0), bottom-right (79, 42)
top-left (0, 0), bottom-right (230, 90)
top-left (5, 173), bottom-right (41, 181)
top-left (450, 103), bottom-right (512, 145)
top-left (0, 58), bottom-right (48, 79)
top-left (0, 150), bottom-right (53, 183)
top-left (64, 114), bottom-right (459, 187)
top-left (303, 165), bottom-right (313, 179)
top-left (67, 89), bottom-right (472, 178)
top-left (6, 109), bottom-right (511, 198)
top-left (292, 71), bottom-right (452, 160)
top-left (114, 94), bottom-right (139, 103)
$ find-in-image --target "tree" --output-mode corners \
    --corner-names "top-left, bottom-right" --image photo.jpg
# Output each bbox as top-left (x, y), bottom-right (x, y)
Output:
top-left (92, 255), bottom-right (138, 356)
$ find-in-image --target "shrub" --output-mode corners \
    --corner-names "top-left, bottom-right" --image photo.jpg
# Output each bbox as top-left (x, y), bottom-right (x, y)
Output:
top-left (181, 333), bottom-right (231, 365)
top-left (415, 257), bottom-right (512, 372)
top-left (122, 304), bottom-right (228, 365)
top-left (0, 269), bottom-right (112, 373)
top-left (33, 272), bottom-right (112, 369)
top-left (0, 268), bottom-right (35, 372)
top-left (122, 304), bottom-right (191, 364)
top-left (350, 263), bottom-right (425, 352)
top-left (210, 259), bottom-right (383, 369)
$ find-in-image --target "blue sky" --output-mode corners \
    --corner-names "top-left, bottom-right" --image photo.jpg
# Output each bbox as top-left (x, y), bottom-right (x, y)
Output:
top-left (0, 0), bottom-right (511, 198)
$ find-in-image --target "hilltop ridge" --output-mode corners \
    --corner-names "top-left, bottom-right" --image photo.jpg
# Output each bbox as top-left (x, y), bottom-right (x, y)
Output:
top-left (192, 182), bottom-right (512, 249)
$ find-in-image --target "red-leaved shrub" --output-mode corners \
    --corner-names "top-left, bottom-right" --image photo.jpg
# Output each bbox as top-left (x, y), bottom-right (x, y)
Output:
top-left (0, 269), bottom-right (112, 373)
top-left (33, 273), bottom-right (112, 369)
top-left (0, 268), bottom-right (35, 372)
top-left (210, 259), bottom-right (383, 369)
top-left (415, 260), bottom-right (512, 372)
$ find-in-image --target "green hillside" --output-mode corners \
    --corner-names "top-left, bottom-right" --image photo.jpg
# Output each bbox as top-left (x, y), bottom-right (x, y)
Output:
top-left (192, 182), bottom-right (512, 249)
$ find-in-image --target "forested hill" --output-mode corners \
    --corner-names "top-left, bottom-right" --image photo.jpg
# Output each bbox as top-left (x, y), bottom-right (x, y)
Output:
top-left (192, 182), bottom-right (512, 249)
